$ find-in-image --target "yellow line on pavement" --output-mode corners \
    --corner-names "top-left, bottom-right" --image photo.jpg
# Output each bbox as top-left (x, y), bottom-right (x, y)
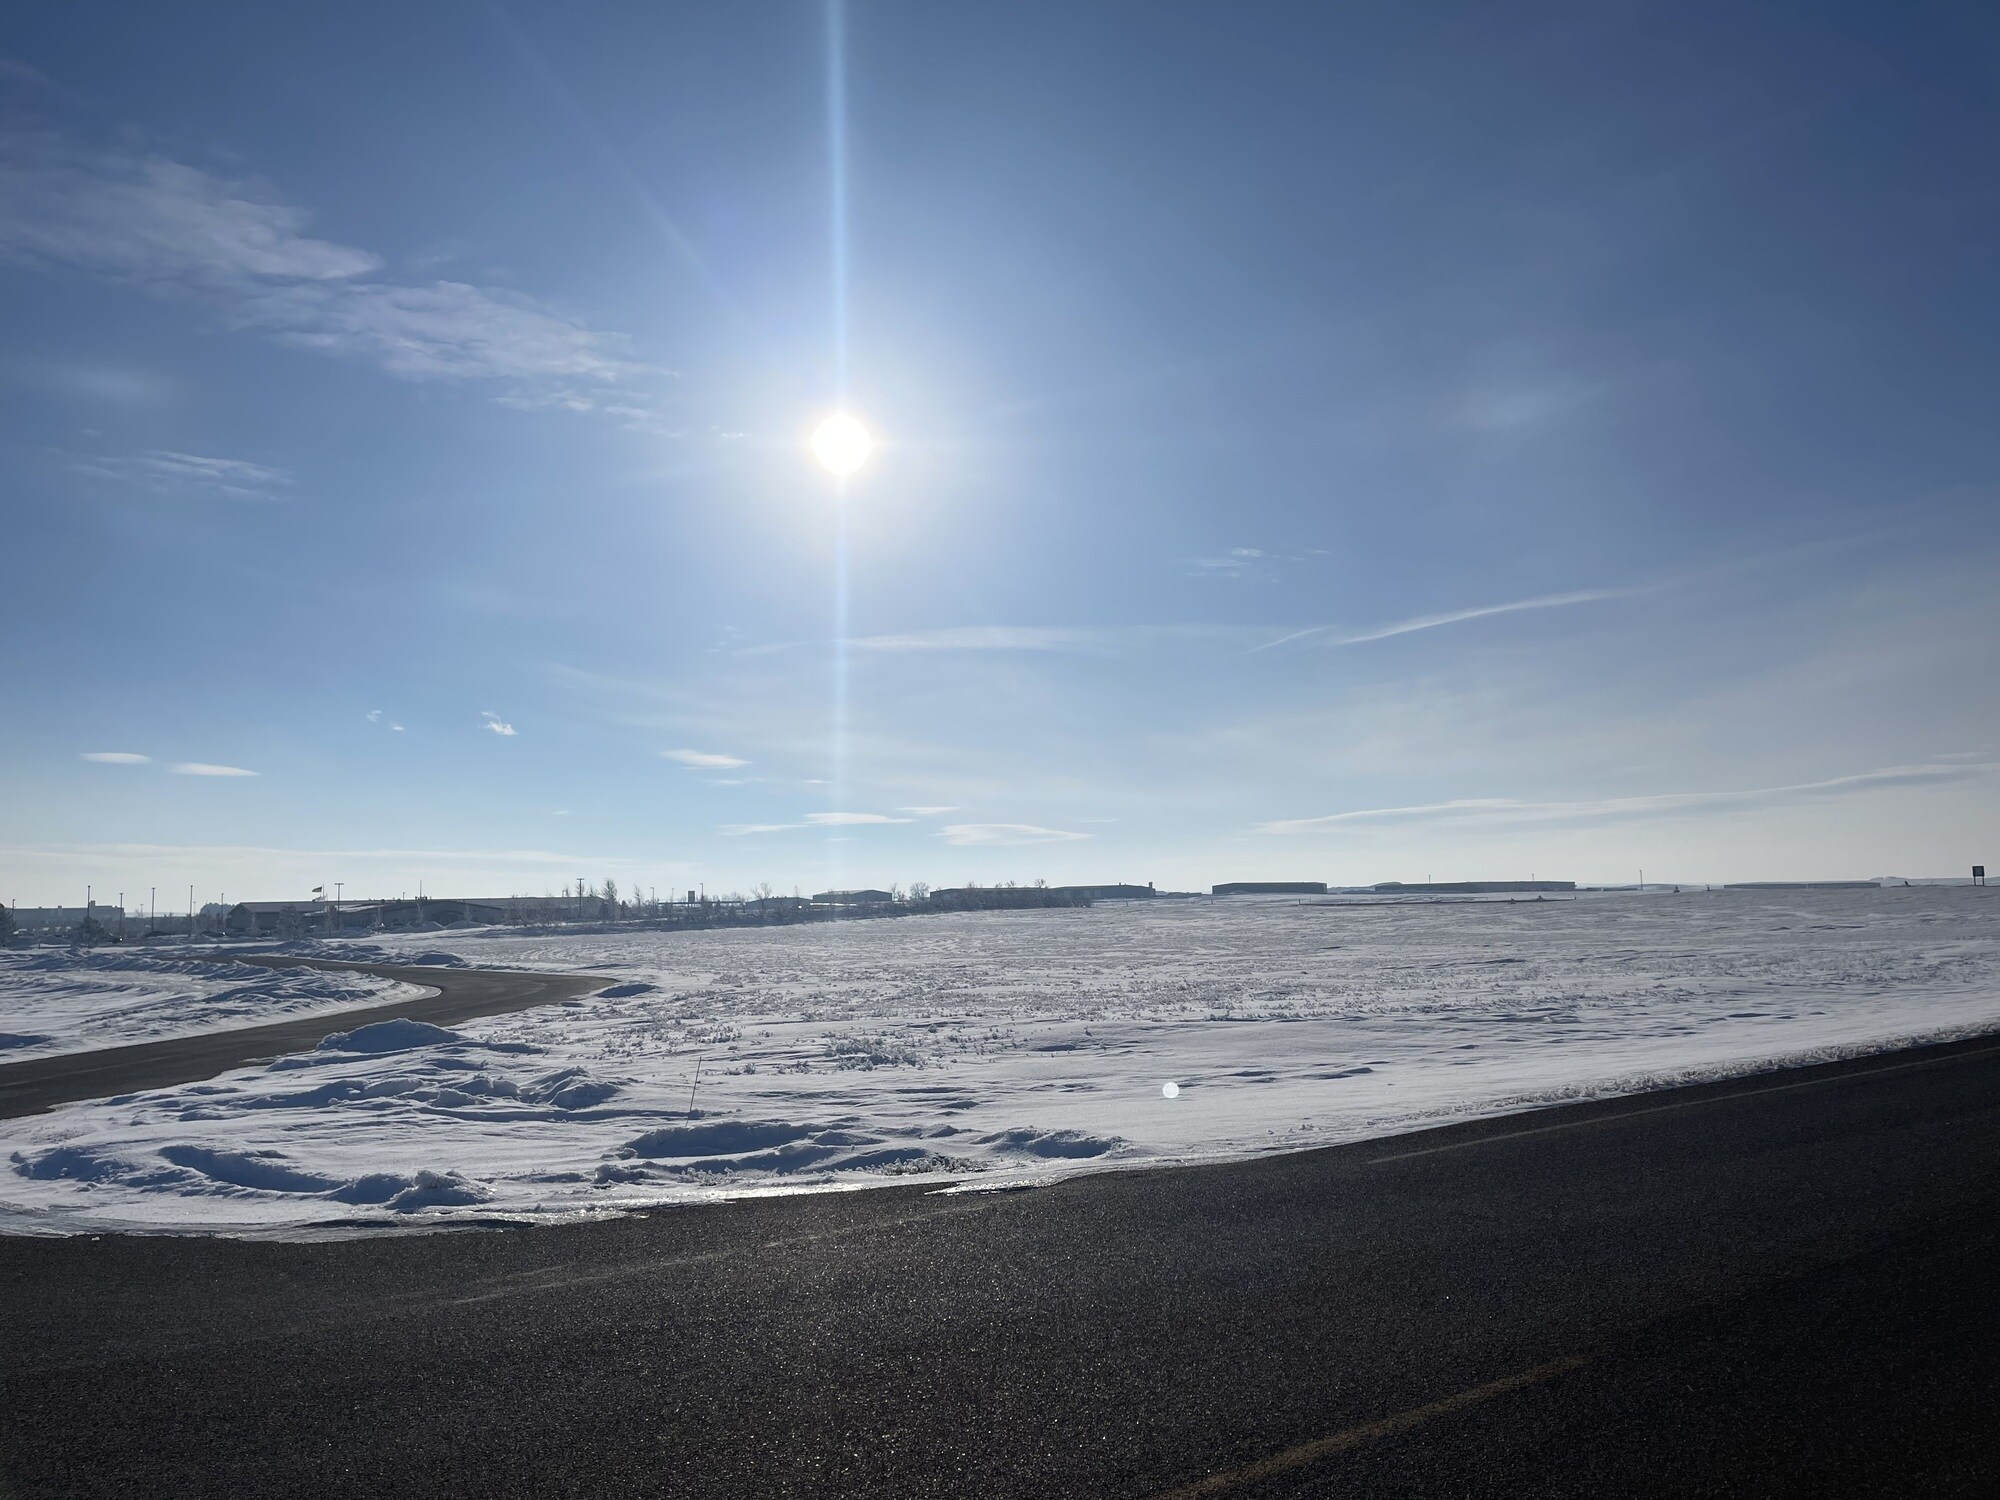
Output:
top-left (1150, 1353), bottom-right (1591, 1499)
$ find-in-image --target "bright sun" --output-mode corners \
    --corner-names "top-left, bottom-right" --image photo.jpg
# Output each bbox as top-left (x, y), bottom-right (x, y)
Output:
top-left (811, 413), bottom-right (875, 478)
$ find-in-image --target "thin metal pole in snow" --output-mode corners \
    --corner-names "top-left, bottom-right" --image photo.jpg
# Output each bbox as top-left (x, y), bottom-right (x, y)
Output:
top-left (687, 1058), bottom-right (704, 1120)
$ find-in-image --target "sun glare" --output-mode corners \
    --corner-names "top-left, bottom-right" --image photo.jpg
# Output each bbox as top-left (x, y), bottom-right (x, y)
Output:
top-left (811, 413), bottom-right (875, 478)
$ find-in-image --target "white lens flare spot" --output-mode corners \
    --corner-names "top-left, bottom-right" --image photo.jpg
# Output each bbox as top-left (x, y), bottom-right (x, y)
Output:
top-left (811, 414), bottom-right (874, 477)
top-left (1162, 1081), bottom-right (1180, 1099)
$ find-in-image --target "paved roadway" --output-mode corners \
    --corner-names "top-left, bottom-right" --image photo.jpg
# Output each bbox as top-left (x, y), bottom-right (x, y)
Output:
top-left (0, 957), bottom-right (608, 1119)
top-left (3, 1031), bottom-right (1998, 1497)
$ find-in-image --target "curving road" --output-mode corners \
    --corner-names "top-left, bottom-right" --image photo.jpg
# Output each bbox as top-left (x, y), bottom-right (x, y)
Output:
top-left (0, 956), bottom-right (608, 1119)
top-left (2, 1032), bottom-right (1998, 1496)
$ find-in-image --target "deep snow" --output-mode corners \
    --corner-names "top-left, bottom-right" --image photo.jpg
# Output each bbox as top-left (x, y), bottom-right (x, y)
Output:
top-left (2, 886), bottom-right (1996, 1236)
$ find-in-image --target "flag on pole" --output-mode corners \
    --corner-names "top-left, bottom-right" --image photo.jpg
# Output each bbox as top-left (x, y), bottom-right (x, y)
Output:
top-left (311, 886), bottom-right (324, 896)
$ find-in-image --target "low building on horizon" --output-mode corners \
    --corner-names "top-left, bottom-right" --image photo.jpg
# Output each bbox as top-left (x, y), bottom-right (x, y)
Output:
top-left (1370, 880), bottom-right (1577, 895)
top-left (7, 904), bottom-right (129, 933)
top-left (1213, 881), bottom-right (1328, 896)
top-left (1053, 882), bottom-right (1156, 900)
top-left (224, 895), bottom-right (523, 936)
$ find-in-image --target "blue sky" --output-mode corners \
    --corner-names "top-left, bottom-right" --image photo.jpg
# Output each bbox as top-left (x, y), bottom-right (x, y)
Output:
top-left (3, 1), bottom-right (1996, 906)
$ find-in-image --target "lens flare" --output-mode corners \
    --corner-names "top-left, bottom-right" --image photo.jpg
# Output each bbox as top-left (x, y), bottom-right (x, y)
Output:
top-left (811, 414), bottom-right (874, 477)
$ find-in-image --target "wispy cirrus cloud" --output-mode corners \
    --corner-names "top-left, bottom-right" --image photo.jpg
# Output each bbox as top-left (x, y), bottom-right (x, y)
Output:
top-left (83, 752), bottom-right (257, 776)
top-left (481, 712), bottom-right (517, 737)
top-left (719, 812), bottom-right (913, 836)
top-left (1256, 762), bottom-right (1992, 834)
top-left (0, 129), bottom-right (666, 423)
top-left (898, 805), bottom-right (957, 816)
top-left (364, 710), bottom-right (405, 732)
top-left (71, 448), bottom-right (292, 500)
top-left (939, 823), bottom-right (1090, 846)
top-left (1251, 586), bottom-right (1653, 654)
top-left (1189, 547), bottom-right (1268, 579)
top-left (1188, 546), bottom-right (1327, 581)
top-left (661, 748), bottom-right (748, 769)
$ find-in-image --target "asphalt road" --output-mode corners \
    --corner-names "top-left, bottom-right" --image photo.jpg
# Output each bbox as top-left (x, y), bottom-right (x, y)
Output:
top-left (4, 1032), bottom-right (1998, 1497)
top-left (0, 957), bottom-right (608, 1119)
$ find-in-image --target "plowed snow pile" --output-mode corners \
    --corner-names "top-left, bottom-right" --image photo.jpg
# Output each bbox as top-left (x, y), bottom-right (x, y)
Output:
top-left (3, 887), bottom-right (1996, 1236)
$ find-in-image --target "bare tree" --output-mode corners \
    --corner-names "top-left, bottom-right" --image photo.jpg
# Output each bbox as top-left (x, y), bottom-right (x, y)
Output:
top-left (910, 881), bottom-right (931, 901)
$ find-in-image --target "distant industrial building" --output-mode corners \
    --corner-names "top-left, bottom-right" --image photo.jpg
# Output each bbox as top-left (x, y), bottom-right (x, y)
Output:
top-left (1053, 883), bottom-right (1156, 900)
top-left (225, 896), bottom-right (527, 936)
top-left (1370, 880), bottom-right (1576, 895)
top-left (812, 889), bottom-right (896, 906)
top-left (7, 904), bottom-right (127, 934)
top-left (226, 901), bottom-right (339, 937)
top-left (928, 886), bottom-right (1093, 909)
top-left (1213, 881), bottom-right (1327, 896)
top-left (746, 895), bottom-right (814, 913)
top-left (456, 895), bottom-right (612, 923)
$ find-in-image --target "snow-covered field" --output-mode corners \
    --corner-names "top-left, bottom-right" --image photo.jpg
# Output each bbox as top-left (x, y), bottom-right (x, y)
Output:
top-left (3, 887), bottom-right (1997, 1237)
top-left (0, 950), bottom-right (428, 1062)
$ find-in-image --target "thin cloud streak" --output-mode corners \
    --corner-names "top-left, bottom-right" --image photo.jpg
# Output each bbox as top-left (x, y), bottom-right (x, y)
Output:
top-left (80, 751), bottom-right (149, 764)
top-left (939, 823), bottom-right (1090, 846)
top-left (719, 812), bottom-right (913, 836)
top-left (169, 762), bottom-right (258, 777)
top-left (1257, 763), bottom-right (1994, 834)
top-left (661, 748), bottom-right (748, 769)
top-left (1251, 586), bottom-right (1651, 653)
top-left (71, 449), bottom-right (293, 500)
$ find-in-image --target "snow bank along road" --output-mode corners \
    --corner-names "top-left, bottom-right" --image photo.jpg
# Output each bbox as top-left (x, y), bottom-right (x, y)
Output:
top-left (0, 949), bottom-right (426, 1062)
top-left (0, 957), bottom-right (605, 1120)
top-left (3, 1035), bottom-right (1997, 1498)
